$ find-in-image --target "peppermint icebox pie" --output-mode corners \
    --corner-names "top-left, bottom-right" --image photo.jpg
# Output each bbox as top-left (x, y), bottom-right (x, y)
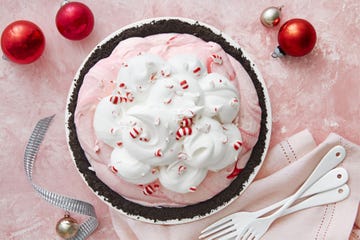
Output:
top-left (66, 18), bottom-right (271, 224)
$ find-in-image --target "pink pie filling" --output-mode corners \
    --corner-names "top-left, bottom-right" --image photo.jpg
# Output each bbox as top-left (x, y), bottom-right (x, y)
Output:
top-left (74, 33), bottom-right (261, 207)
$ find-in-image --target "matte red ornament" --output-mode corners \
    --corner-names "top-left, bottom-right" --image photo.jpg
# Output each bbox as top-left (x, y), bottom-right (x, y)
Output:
top-left (1, 20), bottom-right (45, 64)
top-left (273, 18), bottom-right (317, 57)
top-left (56, 1), bottom-right (94, 40)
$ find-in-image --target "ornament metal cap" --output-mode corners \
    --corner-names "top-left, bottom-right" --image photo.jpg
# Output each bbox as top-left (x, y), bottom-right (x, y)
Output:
top-left (271, 46), bottom-right (285, 58)
top-left (61, 0), bottom-right (70, 7)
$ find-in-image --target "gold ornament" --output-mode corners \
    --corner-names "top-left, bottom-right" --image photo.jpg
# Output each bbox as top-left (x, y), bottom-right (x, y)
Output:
top-left (55, 212), bottom-right (79, 239)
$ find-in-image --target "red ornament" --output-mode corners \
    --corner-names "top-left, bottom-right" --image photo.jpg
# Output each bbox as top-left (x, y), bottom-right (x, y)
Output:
top-left (273, 18), bottom-right (317, 57)
top-left (1, 20), bottom-right (45, 64)
top-left (56, 1), bottom-right (94, 40)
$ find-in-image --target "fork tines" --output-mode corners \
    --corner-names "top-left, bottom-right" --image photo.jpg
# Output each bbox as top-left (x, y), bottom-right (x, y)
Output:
top-left (199, 218), bottom-right (236, 239)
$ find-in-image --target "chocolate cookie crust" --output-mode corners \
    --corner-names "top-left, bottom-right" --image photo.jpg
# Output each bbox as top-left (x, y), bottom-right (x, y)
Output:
top-left (67, 19), bottom-right (269, 222)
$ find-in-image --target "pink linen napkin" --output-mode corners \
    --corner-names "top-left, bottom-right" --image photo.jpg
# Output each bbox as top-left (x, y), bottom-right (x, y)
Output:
top-left (109, 130), bottom-right (360, 240)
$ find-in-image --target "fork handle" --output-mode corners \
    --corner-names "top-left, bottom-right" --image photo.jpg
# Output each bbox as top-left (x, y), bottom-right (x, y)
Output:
top-left (283, 184), bottom-right (350, 215)
top-left (255, 167), bottom-right (348, 217)
top-left (269, 145), bottom-right (346, 219)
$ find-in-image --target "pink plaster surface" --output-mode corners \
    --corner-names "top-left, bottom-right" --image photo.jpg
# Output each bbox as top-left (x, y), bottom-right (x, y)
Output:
top-left (0, 0), bottom-right (359, 239)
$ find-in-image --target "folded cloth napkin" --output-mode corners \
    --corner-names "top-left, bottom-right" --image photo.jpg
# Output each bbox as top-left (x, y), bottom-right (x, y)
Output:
top-left (109, 130), bottom-right (360, 240)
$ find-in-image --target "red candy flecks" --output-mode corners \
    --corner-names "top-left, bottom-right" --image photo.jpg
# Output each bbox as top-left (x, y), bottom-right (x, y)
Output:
top-left (143, 184), bottom-right (160, 195)
top-left (206, 54), bottom-right (223, 73)
top-left (110, 165), bottom-right (118, 174)
top-left (178, 165), bottom-right (187, 175)
top-left (180, 118), bottom-right (193, 127)
top-left (176, 127), bottom-right (192, 140)
top-left (129, 127), bottom-right (142, 139)
top-left (233, 140), bottom-right (243, 151)
top-left (180, 79), bottom-right (189, 89)
top-left (154, 149), bottom-right (163, 157)
top-left (193, 67), bottom-right (201, 74)
top-left (189, 186), bottom-right (197, 192)
top-left (227, 165), bottom-right (243, 179)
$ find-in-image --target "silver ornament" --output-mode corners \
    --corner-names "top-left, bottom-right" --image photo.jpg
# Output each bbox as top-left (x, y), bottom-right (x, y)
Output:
top-left (260, 6), bottom-right (283, 28)
top-left (56, 213), bottom-right (80, 239)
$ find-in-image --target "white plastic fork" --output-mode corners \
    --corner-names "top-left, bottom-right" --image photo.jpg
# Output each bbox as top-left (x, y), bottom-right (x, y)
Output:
top-left (199, 166), bottom-right (348, 240)
top-left (236, 145), bottom-right (346, 240)
top-left (211, 184), bottom-right (349, 240)
top-left (238, 184), bottom-right (350, 240)
top-left (200, 146), bottom-right (346, 239)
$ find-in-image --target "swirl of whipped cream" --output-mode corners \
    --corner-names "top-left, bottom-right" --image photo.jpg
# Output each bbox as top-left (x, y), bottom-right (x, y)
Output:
top-left (159, 161), bottom-right (207, 194)
top-left (93, 96), bottom-right (127, 147)
top-left (122, 105), bottom-right (181, 166)
top-left (93, 53), bottom-right (242, 192)
top-left (199, 73), bottom-right (240, 124)
top-left (167, 54), bottom-right (206, 79)
top-left (116, 53), bottom-right (164, 101)
top-left (111, 147), bottom-right (158, 184)
top-left (182, 117), bottom-right (242, 171)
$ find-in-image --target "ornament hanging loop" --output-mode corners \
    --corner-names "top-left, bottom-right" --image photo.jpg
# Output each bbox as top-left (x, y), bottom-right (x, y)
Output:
top-left (271, 52), bottom-right (279, 58)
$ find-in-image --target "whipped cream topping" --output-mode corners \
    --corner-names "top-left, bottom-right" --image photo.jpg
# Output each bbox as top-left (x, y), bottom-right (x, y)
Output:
top-left (93, 53), bottom-right (242, 193)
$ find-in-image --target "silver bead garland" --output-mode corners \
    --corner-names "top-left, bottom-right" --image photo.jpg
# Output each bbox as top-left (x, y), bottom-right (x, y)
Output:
top-left (24, 115), bottom-right (98, 239)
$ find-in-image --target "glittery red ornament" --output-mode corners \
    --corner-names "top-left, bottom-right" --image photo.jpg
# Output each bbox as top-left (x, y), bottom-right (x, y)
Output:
top-left (1, 20), bottom-right (45, 64)
top-left (55, 1), bottom-right (94, 40)
top-left (273, 18), bottom-right (317, 57)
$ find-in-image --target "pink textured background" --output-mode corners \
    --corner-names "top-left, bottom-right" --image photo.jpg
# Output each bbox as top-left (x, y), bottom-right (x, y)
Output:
top-left (0, 1), bottom-right (359, 239)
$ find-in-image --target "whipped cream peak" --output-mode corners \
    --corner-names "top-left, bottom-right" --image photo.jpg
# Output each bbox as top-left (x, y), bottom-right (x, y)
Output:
top-left (93, 53), bottom-right (242, 193)
top-left (167, 54), bottom-right (206, 78)
top-left (159, 161), bottom-right (207, 194)
top-left (199, 73), bottom-right (240, 123)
